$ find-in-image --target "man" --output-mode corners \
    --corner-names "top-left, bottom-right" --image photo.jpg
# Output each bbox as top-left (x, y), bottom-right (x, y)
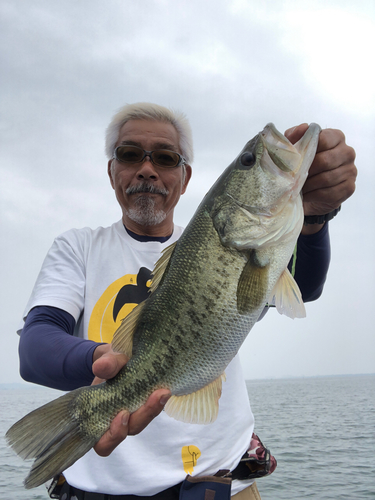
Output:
top-left (18, 103), bottom-right (357, 499)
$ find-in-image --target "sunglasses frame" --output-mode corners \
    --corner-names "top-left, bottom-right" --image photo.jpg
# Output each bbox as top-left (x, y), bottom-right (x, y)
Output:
top-left (113, 145), bottom-right (186, 168)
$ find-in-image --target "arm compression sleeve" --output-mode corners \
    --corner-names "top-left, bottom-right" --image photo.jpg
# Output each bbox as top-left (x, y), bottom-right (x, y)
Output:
top-left (291, 222), bottom-right (331, 302)
top-left (19, 306), bottom-right (99, 391)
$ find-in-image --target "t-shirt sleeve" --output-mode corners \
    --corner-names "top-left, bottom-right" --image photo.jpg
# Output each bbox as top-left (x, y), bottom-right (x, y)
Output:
top-left (18, 230), bottom-right (102, 390)
top-left (21, 232), bottom-right (87, 326)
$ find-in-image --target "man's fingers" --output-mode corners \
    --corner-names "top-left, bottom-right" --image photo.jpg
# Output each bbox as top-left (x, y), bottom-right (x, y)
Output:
top-left (284, 123), bottom-right (309, 144)
top-left (315, 128), bottom-right (344, 154)
top-left (92, 351), bottom-right (129, 381)
top-left (93, 390), bottom-right (171, 457)
top-left (94, 410), bottom-right (130, 457)
top-left (286, 126), bottom-right (357, 217)
top-left (128, 390), bottom-right (171, 436)
top-left (308, 139), bottom-right (356, 178)
top-left (90, 350), bottom-right (171, 457)
top-left (303, 179), bottom-right (356, 212)
top-left (302, 162), bottom-right (355, 196)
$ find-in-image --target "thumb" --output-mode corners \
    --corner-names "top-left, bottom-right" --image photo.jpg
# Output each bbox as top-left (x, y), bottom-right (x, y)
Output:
top-left (284, 123), bottom-right (309, 144)
top-left (92, 351), bottom-right (129, 381)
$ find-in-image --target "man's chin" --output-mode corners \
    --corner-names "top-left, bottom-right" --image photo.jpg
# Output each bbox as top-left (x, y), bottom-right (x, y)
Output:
top-left (125, 208), bottom-right (167, 227)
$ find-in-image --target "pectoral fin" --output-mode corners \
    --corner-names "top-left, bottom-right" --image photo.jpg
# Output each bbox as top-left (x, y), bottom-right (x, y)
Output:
top-left (164, 373), bottom-right (226, 424)
top-left (111, 301), bottom-right (147, 357)
top-left (237, 252), bottom-right (269, 314)
top-left (268, 268), bottom-right (306, 319)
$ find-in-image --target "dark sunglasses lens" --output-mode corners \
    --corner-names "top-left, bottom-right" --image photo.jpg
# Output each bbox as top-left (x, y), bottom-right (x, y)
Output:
top-left (116, 146), bottom-right (143, 163)
top-left (152, 150), bottom-right (180, 167)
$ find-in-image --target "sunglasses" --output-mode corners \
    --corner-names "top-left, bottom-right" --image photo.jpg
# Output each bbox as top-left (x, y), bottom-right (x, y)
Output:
top-left (113, 145), bottom-right (186, 168)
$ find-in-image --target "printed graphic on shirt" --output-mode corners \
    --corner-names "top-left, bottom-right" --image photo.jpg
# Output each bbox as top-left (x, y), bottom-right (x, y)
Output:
top-left (181, 445), bottom-right (201, 474)
top-left (88, 267), bottom-right (152, 343)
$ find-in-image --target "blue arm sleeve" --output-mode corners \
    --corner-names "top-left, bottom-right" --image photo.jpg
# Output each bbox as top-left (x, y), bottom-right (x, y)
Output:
top-left (19, 306), bottom-right (100, 391)
top-left (290, 222), bottom-right (331, 302)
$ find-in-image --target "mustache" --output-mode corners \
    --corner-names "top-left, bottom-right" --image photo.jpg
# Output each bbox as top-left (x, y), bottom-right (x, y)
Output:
top-left (126, 182), bottom-right (169, 196)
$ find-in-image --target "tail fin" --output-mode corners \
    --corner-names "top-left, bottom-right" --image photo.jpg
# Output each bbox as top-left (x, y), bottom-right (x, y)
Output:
top-left (6, 387), bottom-right (98, 489)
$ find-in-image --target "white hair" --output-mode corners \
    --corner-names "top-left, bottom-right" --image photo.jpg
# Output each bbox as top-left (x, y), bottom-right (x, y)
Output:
top-left (105, 102), bottom-right (194, 165)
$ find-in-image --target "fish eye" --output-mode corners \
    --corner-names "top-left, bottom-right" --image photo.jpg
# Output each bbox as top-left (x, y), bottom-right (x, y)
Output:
top-left (240, 152), bottom-right (256, 167)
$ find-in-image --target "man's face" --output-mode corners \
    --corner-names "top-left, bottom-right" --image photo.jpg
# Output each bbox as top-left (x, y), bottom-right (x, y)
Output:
top-left (108, 119), bottom-right (192, 236)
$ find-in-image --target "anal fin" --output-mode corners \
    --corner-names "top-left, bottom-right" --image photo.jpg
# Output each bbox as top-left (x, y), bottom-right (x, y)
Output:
top-left (164, 373), bottom-right (226, 425)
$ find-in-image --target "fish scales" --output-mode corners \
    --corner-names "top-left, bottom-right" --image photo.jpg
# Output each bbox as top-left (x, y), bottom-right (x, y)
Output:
top-left (6, 122), bottom-right (321, 488)
top-left (84, 210), bottom-right (247, 414)
top-left (129, 208), bottom-right (251, 396)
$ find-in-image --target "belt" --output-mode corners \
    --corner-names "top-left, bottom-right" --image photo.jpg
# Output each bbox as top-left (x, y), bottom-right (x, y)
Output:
top-left (59, 482), bottom-right (183, 499)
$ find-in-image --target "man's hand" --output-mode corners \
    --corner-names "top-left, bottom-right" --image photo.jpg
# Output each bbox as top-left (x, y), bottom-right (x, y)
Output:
top-left (285, 124), bottom-right (357, 234)
top-left (91, 344), bottom-right (171, 457)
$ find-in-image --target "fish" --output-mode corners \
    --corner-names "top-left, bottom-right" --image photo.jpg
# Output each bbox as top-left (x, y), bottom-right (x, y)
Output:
top-left (6, 122), bottom-right (321, 489)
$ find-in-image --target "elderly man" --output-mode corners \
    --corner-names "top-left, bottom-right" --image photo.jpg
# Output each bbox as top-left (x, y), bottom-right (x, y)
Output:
top-left (18, 103), bottom-right (356, 499)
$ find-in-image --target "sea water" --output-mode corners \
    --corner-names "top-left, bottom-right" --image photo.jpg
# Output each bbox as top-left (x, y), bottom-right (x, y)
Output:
top-left (247, 375), bottom-right (375, 499)
top-left (0, 375), bottom-right (374, 499)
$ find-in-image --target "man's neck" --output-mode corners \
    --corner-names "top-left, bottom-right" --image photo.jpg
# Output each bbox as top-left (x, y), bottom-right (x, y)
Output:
top-left (124, 225), bottom-right (172, 243)
top-left (122, 215), bottom-right (174, 238)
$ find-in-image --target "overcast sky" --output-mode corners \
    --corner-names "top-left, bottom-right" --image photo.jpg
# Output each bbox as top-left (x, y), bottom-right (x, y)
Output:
top-left (1, 0), bottom-right (374, 385)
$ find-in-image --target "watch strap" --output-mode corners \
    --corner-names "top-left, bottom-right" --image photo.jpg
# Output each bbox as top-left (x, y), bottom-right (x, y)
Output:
top-left (304, 205), bottom-right (341, 225)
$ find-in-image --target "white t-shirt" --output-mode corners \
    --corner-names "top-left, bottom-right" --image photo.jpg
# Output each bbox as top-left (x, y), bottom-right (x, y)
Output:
top-left (22, 220), bottom-right (255, 496)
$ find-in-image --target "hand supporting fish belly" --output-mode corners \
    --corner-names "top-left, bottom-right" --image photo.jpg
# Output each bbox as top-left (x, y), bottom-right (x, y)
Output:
top-left (6, 123), bottom-right (321, 488)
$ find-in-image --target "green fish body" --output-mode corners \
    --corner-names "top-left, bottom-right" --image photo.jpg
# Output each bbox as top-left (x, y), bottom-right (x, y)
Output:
top-left (6, 123), bottom-right (321, 488)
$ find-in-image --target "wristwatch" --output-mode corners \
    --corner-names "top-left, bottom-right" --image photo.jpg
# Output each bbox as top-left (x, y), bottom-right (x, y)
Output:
top-left (304, 206), bottom-right (341, 225)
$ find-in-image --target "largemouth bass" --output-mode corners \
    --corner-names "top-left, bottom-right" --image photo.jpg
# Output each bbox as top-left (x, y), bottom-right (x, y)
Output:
top-left (7, 123), bottom-right (321, 488)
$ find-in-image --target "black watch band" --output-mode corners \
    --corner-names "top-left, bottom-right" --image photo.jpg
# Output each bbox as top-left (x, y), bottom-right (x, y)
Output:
top-left (304, 206), bottom-right (341, 225)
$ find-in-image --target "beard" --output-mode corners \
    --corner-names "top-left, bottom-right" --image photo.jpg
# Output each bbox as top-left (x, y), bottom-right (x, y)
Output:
top-left (125, 196), bottom-right (167, 226)
top-left (124, 182), bottom-right (169, 226)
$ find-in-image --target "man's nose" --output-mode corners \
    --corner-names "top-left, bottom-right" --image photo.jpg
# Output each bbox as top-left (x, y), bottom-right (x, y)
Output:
top-left (136, 157), bottom-right (159, 180)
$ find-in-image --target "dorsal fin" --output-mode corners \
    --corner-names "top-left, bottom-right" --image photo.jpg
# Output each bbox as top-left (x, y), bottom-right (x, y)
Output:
top-left (164, 373), bottom-right (226, 424)
top-left (149, 241), bottom-right (177, 293)
top-left (111, 301), bottom-right (147, 357)
top-left (268, 268), bottom-right (306, 319)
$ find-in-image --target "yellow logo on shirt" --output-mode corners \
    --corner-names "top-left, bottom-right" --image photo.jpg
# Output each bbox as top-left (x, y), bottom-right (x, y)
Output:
top-left (181, 445), bottom-right (201, 474)
top-left (88, 267), bottom-right (152, 343)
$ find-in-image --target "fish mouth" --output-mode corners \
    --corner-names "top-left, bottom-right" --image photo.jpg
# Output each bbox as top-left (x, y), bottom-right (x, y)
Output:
top-left (260, 122), bottom-right (321, 186)
top-left (261, 124), bottom-right (300, 173)
top-left (230, 123), bottom-right (322, 217)
top-left (261, 123), bottom-right (321, 173)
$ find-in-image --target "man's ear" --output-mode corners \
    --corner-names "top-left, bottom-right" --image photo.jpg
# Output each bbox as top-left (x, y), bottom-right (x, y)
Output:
top-left (181, 165), bottom-right (192, 195)
top-left (108, 160), bottom-right (115, 189)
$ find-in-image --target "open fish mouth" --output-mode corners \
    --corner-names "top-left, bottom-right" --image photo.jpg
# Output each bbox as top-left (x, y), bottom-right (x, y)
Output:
top-left (261, 123), bottom-right (321, 177)
top-left (261, 124), bottom-right (301, 173)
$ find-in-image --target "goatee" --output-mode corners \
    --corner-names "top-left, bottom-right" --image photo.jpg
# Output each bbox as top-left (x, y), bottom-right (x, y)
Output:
top-left (125, 182), bottom-right (169, 226)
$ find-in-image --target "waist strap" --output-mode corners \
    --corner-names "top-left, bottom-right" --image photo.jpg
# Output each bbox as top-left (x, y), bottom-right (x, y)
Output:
top-left (59, 482), bottom-right (182, 500)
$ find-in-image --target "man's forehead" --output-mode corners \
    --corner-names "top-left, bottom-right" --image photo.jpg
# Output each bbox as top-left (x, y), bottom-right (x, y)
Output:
top-left (118, 119), bottom-right (180, 149)
top-left (120, 139), bottom-right (178, 151)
